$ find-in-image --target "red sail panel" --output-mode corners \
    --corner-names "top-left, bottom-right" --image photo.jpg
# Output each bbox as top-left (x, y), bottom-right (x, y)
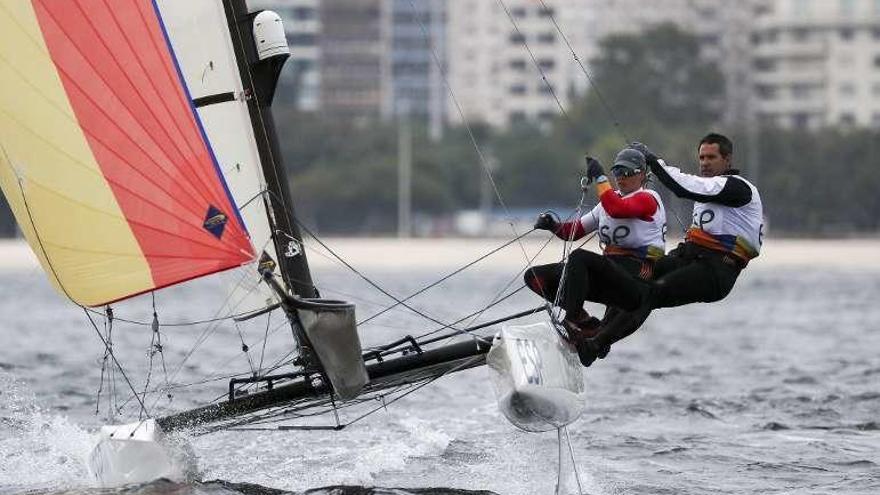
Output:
top-left (32, 0), bottom-right (254, 295)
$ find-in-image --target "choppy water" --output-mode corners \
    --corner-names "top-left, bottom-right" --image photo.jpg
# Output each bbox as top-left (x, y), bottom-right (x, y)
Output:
top-left (1, 253), bottom-right (879, 494)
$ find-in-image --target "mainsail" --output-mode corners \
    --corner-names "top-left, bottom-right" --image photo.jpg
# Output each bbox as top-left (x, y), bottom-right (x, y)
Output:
top-left (0, 0), bottom-right (255, 307)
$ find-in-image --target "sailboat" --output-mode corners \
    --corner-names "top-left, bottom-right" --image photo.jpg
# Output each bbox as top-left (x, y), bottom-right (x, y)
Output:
top-left (0, 0), bottom-right (586, 487)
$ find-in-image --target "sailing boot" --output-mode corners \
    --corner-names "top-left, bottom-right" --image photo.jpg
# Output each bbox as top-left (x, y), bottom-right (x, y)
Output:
top-left (574, 337), bottom-right (611, 368)
top-left (562, 315), bottom-right (601, 344)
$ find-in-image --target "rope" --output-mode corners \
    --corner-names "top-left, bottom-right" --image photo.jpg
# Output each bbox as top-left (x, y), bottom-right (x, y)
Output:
top-left (550, 190), bottom-right (590, 331)
top-left (83, 307), bottom-right (149, 418)
top-left (532, 2), bottom-right (693, 234)
top-left (293, 218), bottom-right (467, 332)
top-left (534, 0), bottom-right (629, 143)
top-left (407, 0), bottom-right (537, 282)
top-left (341, 355), bottom-right (484, 429)
top-left (356, 229), bottom-right (535, 326)
top-left (496, 0), bottom-right (571, 122)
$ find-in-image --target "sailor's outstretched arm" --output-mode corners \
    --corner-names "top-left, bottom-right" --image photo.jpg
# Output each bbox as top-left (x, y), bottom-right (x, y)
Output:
top-left (552, 206), bottom-right (600, 240)
top-left (648, 159), bottom-right (752, 207)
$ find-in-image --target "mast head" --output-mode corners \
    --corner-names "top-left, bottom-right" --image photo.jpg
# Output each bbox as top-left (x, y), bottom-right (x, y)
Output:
top-left (253, 10), bottom-right (289, 61)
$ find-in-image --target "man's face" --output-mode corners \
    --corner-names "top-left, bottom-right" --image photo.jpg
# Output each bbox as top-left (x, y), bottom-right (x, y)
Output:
top-left (698, 143), bottom-right (731, 177)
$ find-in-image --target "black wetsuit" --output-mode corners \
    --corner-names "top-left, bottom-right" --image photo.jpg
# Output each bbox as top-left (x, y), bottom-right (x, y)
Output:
top-left (592, 162), bottom-right (762, 349)
top-left (524, 251), bottom-right (654, 323)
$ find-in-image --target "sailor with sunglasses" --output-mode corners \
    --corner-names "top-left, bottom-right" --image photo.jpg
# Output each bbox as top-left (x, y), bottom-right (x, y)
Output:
top-left (574, 133), bottom-right (764, 366)
top-left (526, 147), bottom-right (667, 366)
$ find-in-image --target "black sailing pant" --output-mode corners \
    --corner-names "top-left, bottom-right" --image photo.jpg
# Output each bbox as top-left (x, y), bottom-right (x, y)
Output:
top-left (525, 244), bottom-right (743, 346)
top-left (524, 250), bottom-right (651, 320)
top-left (599, 243), bottom-right (745, 347)
top-left (649, 243), bottom-right (744, 307)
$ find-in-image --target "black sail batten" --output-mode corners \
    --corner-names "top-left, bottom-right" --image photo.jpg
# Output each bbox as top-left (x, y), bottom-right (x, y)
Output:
top-left (222, 0), bottom-right (316, 299)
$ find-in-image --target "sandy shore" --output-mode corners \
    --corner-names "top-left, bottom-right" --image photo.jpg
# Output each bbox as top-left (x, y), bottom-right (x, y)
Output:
top-left (1, 237), bottom-right (879, 272)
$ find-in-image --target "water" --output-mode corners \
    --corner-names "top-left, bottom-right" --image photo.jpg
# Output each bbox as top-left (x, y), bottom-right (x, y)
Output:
top-left (1, 242), bottom-right (879, 494)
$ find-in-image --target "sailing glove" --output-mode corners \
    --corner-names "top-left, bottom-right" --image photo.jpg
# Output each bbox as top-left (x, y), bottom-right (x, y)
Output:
top-left (534, 212), bottom-right (558, 231)
top-left (584, 156), bottom-right (607, 184)
top-left (628, 142), bottom-right (658, 163)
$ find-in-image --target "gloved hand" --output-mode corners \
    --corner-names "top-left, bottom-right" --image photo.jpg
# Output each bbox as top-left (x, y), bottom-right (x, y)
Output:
top-left (584, 156), bottom-right (606, 185)
top-left (534, 212), bottom-right (558, 231)
top-left (628, 142), bottom-right (657, 162)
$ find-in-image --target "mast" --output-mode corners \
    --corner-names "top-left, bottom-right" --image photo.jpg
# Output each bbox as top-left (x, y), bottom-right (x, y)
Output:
top-left (221, 0), bottom-right (317, 299)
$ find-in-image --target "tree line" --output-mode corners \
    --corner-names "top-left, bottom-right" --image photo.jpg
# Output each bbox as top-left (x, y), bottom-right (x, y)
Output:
top-left (0, 25), bottom-right (877, 237)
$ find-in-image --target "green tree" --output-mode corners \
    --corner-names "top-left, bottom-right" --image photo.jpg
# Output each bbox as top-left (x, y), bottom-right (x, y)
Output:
top-left (564, 23), bottom-right (725, 144)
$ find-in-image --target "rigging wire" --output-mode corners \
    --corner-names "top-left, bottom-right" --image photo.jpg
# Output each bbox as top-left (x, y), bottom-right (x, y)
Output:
top-left (82, 305), bottom-right (266, 327)
top-left (495, 0), bottom-right (571, 122)
top-left (83, 307), bottom-right (149, 418)
top-left (533, 0), bottom-right (629, 144)
top-left (550, 189), bottom-right (591, 328)
top-left (257, 309), bottom-right (272, 375)
top-left (355, 229), bottom-right (536, 326)
top-left (300, 234), bottom-right (540, 330)
top-left (531, 0), bottom-right (692, 233)
top-left (292, 218), bottom-right (469, 333)
top-left (407, 0), bottom-right (537, 277)
top-left (95, 307), bottom-right (115, 418)
top-left (1, 148), bottom-right (154, 419)
top-left (263, 186), bottom-right (470, 334)
top-left (338, 355), bottom-right (483, 429)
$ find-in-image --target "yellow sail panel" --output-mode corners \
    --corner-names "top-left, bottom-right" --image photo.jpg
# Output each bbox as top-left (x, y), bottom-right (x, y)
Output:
top-left (0, 1), bottom-right (255, 307)
top-left (0, 1), bottom-right (153, 305)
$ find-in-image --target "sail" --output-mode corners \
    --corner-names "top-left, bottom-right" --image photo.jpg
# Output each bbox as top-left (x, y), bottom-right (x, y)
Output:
top-left (0, 0), bottom-right (255, 307)
top-left (155, 0), bottom-right (284, 313)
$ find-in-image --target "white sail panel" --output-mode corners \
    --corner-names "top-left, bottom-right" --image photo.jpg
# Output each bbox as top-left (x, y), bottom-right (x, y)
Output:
top-left (156, 0), bottom-right (282, 312)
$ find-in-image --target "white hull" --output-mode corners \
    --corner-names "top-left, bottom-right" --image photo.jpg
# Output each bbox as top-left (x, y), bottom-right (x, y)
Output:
top-left (487, 322), bottom-right (586, 432)
top-left (88, 419), bottom-right (197, 487)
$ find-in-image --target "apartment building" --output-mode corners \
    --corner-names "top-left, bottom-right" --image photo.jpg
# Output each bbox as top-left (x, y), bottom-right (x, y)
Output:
top-left (317, 0), bottom-right (390, 121)
top-left (390, 0), bottom-right (447, 138)
top-left (446, 0), bottom-right (592, 128)
top-left (751, 0), bottom-right (880, 129)
top-left (446, 0), bottom-right (755, 128)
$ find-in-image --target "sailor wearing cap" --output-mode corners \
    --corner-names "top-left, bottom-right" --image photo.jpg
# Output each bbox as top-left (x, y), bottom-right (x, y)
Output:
top-left (581, 133), bottom-right (765, 365)
top-left (526, 147), bottom-right (667, 366)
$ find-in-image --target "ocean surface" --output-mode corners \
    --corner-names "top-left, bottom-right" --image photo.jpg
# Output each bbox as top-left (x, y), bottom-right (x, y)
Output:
top-left (1, 240), bottom-right (879, 495)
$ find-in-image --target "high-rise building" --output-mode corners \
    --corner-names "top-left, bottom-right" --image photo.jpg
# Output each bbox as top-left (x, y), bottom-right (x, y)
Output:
top-left (750, 0), bottom-right (880, 129)
top-left (390, 0), bottom-right (447, 138)
top-left (447, 0), bottom-right (593, 128)
top-left (446, 0), bottom-right (753, 128)
top-left (318, 0), bottom-right (390, 121)
top-left (316, 0), bottom-right (447, 128)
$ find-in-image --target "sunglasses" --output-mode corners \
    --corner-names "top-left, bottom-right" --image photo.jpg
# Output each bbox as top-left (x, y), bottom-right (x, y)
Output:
top-left (611, 166), bottom-right (642, 178)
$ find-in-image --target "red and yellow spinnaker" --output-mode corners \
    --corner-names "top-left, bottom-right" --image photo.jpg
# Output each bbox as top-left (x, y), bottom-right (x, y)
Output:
top-left (0, 0), bottom-right (255, 307)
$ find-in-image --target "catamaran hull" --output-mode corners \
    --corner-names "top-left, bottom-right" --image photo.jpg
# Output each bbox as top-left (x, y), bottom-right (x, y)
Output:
top-left (487, 322), bottom-right (586, 432)
top-left (88, 419), bottom-right (197, 487)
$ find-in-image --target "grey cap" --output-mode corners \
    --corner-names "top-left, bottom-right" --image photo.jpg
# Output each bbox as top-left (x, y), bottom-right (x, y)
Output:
top-left (612, 148), bottom-right (646, 172)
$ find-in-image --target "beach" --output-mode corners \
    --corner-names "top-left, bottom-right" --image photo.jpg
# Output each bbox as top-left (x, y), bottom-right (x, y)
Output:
top-left (2, 237), bottom-right (879, 272)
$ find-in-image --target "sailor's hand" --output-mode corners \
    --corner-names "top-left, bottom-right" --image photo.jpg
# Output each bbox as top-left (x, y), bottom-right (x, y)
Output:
top-left (628, 142), bottom-right (658, 163)
top-left (584, 156), bottom-right (607, 185)
top-left (534, 212), bottom-right (558, 232)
